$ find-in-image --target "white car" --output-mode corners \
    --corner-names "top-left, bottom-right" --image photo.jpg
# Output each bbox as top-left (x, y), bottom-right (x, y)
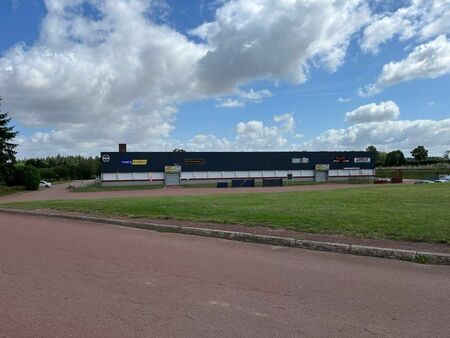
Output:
top-left (414, 180), bottom-right (434, 184)
top-left (434, 175), bottom-right (450, 183)
top-left (39, 180), bottom-right (52, 188)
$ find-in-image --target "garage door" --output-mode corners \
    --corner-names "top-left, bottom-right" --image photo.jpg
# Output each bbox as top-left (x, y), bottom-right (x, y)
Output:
top-left (165, 173), bottom-right (180, 186)
top-left (315, 170), bottom-right (328, 182)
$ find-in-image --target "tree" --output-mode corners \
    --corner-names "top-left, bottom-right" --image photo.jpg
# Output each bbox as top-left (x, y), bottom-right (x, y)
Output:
top-left (443, 151), bottom-right (450, 161)
top-left (411, 145), bottom-right (428, 161)
top-left (0, 98), bottom-right (18, 182)
top-left (172, 148), bottom-right (186, 152)
top-left (366, 145), bottom-right (386, 167)
top-left (385, 150), bottom-right (406, 167)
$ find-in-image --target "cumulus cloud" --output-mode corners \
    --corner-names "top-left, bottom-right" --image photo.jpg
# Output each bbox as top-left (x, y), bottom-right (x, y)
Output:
top-left (1, 0), bottom-right (374, 157)
top-left (186, 113), bottom-right (296, 151)
top-left (345, 101), bottom-right (400, 123)
top-left (359, 35), bottom-right (450, 96)
top-left (362, 0), bottom-right (450, 53)
top-left (299, 118), bottom-right (450, 154)
top-left (215, 88), bottom-right (272, 108)
top-left (191, 0), bottom-right (370, 94)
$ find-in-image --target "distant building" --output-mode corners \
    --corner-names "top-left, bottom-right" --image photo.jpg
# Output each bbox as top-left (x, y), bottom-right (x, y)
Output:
top-left (100, 146), bottom-right (375, 186)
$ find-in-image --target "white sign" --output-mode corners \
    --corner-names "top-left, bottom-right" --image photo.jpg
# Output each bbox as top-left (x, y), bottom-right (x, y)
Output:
top-left (102, 154), bottom-right (110, 163)
top-left (292, 158), bottom-right (300, 163)
top-left (354, 157), bottom-right (371, 163)
top-left (301, 157), bottom-right (310, 163)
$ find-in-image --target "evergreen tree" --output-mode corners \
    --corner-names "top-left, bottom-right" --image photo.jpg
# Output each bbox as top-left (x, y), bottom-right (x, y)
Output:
top-left (0, 98), bottom-right (18, 181)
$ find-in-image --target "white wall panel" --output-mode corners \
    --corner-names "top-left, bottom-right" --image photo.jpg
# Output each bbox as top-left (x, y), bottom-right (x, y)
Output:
top-left (102, 173), bottom-right (117, 181)
top-left (134, 172), bottom-right (149, 180)
top-left (117, 173), bottom-right (133, 180)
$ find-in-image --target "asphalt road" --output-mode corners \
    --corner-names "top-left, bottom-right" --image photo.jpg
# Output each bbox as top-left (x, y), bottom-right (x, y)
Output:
top-left (1, 214), bottom-right (449, 338)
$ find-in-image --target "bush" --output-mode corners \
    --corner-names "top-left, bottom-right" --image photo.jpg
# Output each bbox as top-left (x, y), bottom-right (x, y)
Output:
top-left (6, 165), bottom-right (41, 190)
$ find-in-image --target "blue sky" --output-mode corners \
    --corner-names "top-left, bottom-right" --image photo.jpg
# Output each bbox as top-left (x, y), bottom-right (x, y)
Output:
top-left (0, 0), bottom-right (449, 157)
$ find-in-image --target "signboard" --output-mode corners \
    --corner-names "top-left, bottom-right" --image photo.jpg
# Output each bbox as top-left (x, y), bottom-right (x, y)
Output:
top-left (165, 165), bottom-right (181, 173)
top-left (132, 159), bottom-right (147, 166)
top-left (333, 156), bottom-right (349, 163)
top-left (292, 157), bottom-right (309, 164)
top-left (315, 164), bottom-right (330, 171)
top-left (121, 160), bottom-right (132, 165)
top-left (101, 154), bottom-right (110, 163)
top-left (354, 157), bottom-right (371, 163)
top-left (185, 159), bottom-right (205, 165)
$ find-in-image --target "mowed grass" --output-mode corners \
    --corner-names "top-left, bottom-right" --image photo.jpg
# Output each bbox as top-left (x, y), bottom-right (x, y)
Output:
top-left (2, 184), bottom-right (450, 244)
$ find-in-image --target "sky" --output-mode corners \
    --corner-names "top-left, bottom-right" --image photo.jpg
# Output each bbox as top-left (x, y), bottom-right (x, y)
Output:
top-left (0, 0), bottom-right (449, 158)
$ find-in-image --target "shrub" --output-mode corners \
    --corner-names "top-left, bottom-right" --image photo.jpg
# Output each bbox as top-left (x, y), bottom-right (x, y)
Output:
top-left (7, 165), bottom-right (41, 190)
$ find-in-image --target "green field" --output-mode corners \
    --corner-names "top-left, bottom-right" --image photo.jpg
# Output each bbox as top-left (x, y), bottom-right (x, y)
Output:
top-left (2, 184), bottom-right (450, 244)
top-left (0, 186), bottom-right (25, 196)
top-left (70, 183), bottom-right (165, 192)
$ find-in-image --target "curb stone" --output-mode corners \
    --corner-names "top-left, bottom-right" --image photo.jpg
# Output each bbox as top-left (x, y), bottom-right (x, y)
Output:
top-left (0, 208), bottom-right (449, 265)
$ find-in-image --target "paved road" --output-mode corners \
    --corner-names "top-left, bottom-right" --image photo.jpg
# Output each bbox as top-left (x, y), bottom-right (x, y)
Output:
top-left (1, 214), bottom-right (449, 338)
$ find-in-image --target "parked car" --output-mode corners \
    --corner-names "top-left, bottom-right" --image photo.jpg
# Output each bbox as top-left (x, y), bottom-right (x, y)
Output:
top-left (434, 175), bottom-right (450, 183)
top-left (39, 180), bottom-right (52, 188)
top-left (414, 180), bottom-right (434, 184)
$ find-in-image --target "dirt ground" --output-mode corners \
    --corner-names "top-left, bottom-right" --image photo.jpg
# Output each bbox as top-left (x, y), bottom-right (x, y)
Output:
top-left (0, 179), bottom-right (400, 203)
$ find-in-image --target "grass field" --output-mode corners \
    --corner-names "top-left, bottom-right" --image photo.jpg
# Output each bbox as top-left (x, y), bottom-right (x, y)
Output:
top-left (0, 186), bottom-right (25, 196)
top-left (71, 183), bottom-right (165, 192)
top-left (2, 184), bottom-right (450, 244)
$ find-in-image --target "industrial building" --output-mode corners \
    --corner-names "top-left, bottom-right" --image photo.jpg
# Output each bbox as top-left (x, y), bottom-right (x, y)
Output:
top-left (100, 145), bottom-right (375, 186)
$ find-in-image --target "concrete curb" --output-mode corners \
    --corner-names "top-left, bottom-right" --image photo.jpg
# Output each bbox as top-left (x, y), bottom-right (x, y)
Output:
top-left (1, 208), bottom-right (449, 265)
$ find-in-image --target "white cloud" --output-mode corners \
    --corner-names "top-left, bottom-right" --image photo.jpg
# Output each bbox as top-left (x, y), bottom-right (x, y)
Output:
top-left (345, 101), bottom-right (400, 124)
top-left (338, 97), bottom-right (352, 103)
top-left (362, 0), bottom-right (450, 53)
top-left (299, 118), bottom-right (450, 155)
top-left (191, 0), bottom-right (370, 94)
top-left (215, 98), bottom-right (245, 108)
top-left (359, 35), bottom-right (450, 96)
top-left (215, 88), bottom-right (272, 108)
top-left (185, 113), bottom-right (296, 151)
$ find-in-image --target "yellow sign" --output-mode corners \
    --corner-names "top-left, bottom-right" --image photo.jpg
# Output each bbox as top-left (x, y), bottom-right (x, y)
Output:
top-left (132, 159), bottom-right (147, 166)
top-left (165, 165), bottom-right (181, 173)
top-left (315, 164), bottom-right (330, 171)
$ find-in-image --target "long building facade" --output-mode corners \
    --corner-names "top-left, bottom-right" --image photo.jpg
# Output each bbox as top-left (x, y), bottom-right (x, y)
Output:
top-left (100, 151), bottom-right (375, 186)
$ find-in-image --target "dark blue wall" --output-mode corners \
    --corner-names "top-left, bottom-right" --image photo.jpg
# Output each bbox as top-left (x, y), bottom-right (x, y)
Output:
top-left (101, 151), bottom-right (375, 173)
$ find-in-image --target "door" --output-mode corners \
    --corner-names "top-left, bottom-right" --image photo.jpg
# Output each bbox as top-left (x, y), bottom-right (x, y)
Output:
top-left (315, 170), bottom-right (328, 182)
top-left (165, 173), bottom-right (180, 186)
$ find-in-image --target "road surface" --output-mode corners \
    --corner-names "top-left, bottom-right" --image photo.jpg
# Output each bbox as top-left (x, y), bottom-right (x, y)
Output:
top-left (1, 214), bottom-right (449, 337)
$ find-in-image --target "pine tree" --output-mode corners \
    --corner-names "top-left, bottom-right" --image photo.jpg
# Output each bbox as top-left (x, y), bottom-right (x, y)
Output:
top-left (0, 98), bottom-right (18, 180)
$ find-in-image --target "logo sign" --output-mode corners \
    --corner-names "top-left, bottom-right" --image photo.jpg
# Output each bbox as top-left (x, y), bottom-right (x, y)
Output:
top-left (165, 165), bottom-right (181, 173)
top-left (301, 157), bottom-right (310, 163)
top-left (101, 154), bottom-right (110, 163)
top-left (292, 158), bottom-right (300, 164)
top-left (315, 164), bottom-right (330, 171)
top-left (333, 156), bottom-right (349, 163)
top-left (354, 157), bottom-right (371, 163)
top-left (132, 159), bottom-right (147, 166)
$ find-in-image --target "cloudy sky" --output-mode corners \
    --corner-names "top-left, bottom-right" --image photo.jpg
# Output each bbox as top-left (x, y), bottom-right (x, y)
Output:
top-left (0, 0), bottom-right (449, 158)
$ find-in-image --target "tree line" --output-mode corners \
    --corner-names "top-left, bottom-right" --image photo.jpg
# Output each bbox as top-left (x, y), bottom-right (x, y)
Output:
top-left (366, 145), bottom-right (450, 167)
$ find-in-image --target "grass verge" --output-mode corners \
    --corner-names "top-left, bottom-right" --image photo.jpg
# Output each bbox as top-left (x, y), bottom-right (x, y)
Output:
top-left (0, 186), bottom-right (25, 196)
top-left (2, 184), bottom-right (449, 244)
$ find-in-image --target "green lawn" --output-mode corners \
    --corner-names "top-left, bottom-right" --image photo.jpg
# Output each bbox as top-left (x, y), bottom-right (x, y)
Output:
top-left (70, 183), bottom-right (164, 192)
top-left (0, 186), bottom-right (25, 196)
top-left (2, 184), bottom-right (450, 244)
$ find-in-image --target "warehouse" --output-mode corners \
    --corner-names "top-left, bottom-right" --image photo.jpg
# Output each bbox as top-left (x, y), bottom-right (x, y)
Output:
top-left (100, 146), bottom-right (375, 186)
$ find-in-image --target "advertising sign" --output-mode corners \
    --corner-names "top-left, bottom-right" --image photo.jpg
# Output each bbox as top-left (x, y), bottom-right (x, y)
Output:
top-left (132, 159), bottom-right (147, 166)
top-left (101, 154), bottom-right (110, 163)
top-left (333, 156), bottom-right (349, 163)
top-left (315, 164), bottom-right (330, 171)
top-left (354, 157), bottom-right (371, 163)
top-left (165, 165), bottom-right (181, 173)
